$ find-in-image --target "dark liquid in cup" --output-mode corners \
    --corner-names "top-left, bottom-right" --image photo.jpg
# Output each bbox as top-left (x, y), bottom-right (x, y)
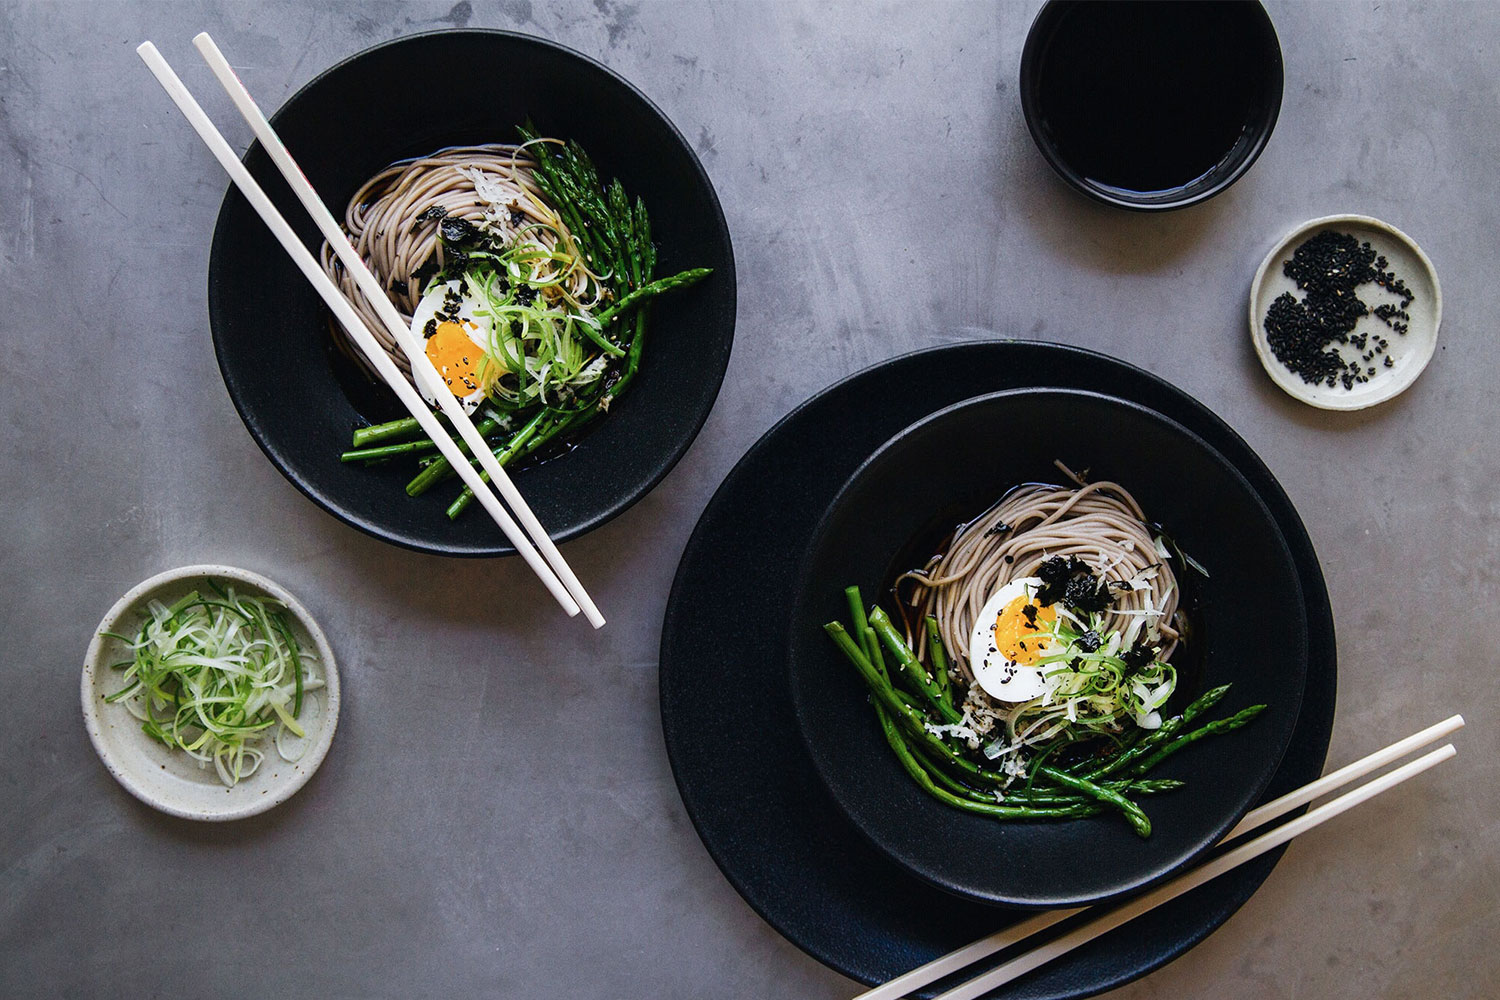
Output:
top-left (1035, 1), bottom-right (1269, 196)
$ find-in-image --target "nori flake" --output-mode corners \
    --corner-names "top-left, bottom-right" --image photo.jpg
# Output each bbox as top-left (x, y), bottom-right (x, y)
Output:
top-left (440, 216), bottom-right (481, 245)
top-left (412, 205), bottom-right (448, 233)
top-left (1034, 555), bottom-right (1111, 613)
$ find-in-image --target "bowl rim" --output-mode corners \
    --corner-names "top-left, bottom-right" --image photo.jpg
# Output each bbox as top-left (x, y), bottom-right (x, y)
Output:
top-left (1018, 0), bottom-right (1284, 212)
top-left (788, 386), bottom-right (1307, 907)
top-left (80, 564), bottom-right (341, 821)
top-left (205, 28), bottom-right (736, 557)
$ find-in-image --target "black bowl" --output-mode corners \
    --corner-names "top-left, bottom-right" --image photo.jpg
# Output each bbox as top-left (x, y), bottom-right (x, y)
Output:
top-left (1019, 0), bottom-right (1283, 211)
top-left (788, 388), bottom-right (1307, 908)
top-left (208, 30), bottom-right (735, 556)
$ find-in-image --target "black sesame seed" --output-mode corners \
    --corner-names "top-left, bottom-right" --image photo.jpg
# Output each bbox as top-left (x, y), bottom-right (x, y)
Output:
top-left (1263, 230), bottom-right (1417, 388)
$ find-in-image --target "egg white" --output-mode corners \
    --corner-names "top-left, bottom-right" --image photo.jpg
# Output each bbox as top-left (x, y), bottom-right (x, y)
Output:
top-left (968, 577), bottom-right (1063, 703)
top-left (409, 278), bottom-right (492, 414)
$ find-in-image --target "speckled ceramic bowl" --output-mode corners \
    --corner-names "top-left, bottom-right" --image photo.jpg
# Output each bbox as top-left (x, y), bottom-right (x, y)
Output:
top-left (81, 565), bottom-right (340, 821)
top-left (1251, 214), bottom-right (1441, 410)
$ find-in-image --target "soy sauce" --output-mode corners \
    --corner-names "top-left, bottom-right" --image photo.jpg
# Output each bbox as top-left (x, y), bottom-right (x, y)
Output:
top-left (1034, 1), bottom-right (1271, 196)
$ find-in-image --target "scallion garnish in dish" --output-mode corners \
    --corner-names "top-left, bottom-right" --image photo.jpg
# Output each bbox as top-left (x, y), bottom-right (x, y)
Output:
top-left (100, 585), bottom-right (323, 787)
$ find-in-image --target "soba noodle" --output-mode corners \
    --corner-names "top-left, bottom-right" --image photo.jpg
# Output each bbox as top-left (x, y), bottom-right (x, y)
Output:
top-left (879, 465), bottom-right (1193, 767)
top-left (903, 478), bottom-right (1181, 688)
top-left (318, 143), bottom-right (596, 381)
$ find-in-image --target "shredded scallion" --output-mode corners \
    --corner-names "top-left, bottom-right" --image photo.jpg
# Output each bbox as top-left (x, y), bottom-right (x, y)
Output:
top-left (102, 586), bottom-right (323, 787)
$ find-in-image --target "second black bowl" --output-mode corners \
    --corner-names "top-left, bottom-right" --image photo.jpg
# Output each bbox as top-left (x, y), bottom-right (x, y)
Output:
top-left (1020, 0), bottom-right (1283, 211)
top-left (788, 388), bottom-right (1307, 908)
top-left (208, 30), bottom-right (736, 555)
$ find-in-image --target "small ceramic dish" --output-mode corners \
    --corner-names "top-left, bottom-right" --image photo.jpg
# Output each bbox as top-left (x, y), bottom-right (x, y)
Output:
top-left (81, 565), bottom-right (340, 821)
top-left (1250, 214), bottom-right (1441, 410)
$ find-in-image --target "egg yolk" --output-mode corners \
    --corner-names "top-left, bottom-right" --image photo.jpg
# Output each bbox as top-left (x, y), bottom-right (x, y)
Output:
top-left (424, 320), bottom-right (493, 397)
top-left (990, 594), bottom-right (1057, 665)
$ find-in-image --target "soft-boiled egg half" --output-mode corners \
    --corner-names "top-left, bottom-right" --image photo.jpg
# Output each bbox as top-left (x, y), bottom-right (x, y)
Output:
top-left (409, 279), bottom-right (497, 414)
top-left (968, 577), bottom-right (1063, 702)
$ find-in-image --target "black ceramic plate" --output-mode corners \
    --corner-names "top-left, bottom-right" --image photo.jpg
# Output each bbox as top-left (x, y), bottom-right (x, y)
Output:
top-left (208, 30), bottom-right (735, 556)
top-left (659, 342), bottom-right (1335, 999)
top-left (790, 388), bottom-right (1306, 908)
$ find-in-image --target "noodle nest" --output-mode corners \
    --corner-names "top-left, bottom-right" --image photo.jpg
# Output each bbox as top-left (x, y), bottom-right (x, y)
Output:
top-left (903, 477), bottom-right (1182, 687)
top-left (318, 143), bottom-right (593, 381)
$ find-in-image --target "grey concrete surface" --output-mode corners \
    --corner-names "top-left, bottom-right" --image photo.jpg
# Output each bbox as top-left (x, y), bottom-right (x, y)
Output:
top-left (2, 1), bottom-right (1497, 997)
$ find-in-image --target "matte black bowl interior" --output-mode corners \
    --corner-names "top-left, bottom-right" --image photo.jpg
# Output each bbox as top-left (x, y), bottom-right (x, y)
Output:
top-left (788, 388), bottom-right (1307, 908)
top-left (208, 30), bottom-right (735, 556)
top-left (1019, 0), bottom-right (1283, 211)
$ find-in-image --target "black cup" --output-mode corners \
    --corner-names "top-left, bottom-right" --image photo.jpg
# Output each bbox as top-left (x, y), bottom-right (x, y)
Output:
top-left (1020, 0), bottom-right (1283, 211)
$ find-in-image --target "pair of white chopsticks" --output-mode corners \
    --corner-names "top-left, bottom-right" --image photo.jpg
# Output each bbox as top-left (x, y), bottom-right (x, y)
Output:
top-left (858, 713), bottom-right (1464, 1000)
top-left (138, 35), bottom-right (605, 629)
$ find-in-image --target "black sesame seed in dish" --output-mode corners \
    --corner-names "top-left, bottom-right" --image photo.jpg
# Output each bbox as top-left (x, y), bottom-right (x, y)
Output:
top-left (1250, 215), bottom-right (1441, 411)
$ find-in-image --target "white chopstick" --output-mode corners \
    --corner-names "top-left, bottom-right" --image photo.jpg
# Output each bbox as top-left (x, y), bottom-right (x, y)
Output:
top-left (136, 42), bottom-right (584, 620)
top-left (857, 713), bottom-right (1465, 1000)
top-left (936, 743), bottom-right (1455, 1000)
top-left (1222, 713), bottom-right (1463, 841)
top-left (189, 33), bottom-right (605, 630)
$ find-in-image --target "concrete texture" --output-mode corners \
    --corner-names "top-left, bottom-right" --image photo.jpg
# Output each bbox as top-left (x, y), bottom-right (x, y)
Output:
top-left (2, 1), bottom-right (1496, 997)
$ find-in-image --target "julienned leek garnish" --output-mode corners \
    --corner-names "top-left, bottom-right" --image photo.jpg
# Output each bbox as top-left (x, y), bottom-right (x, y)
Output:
top-left (341, 126), bottom-right (712, 518)
top-left (101, 585), bottom-right (323, 787)
top-left (1016, 605), bottom-right (1179, 736)
top-left (824, 586), bottom-right (1266, 838)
